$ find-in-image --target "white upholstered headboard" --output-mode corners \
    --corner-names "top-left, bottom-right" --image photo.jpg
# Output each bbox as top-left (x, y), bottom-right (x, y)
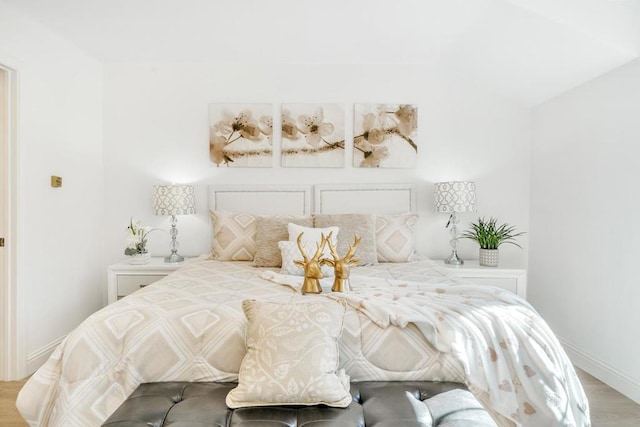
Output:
top-left (207, 183), bottom-right (416, 214)
top-left (314, 183), bottom-right (416, 214)
top-left (208, 185), bottom-right (312, 215)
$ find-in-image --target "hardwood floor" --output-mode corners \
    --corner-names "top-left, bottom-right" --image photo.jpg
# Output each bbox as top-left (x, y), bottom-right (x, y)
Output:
top-left (0, 380), bottom-right (27, 426)
top-left (1, 368), bottom-right (639, 426)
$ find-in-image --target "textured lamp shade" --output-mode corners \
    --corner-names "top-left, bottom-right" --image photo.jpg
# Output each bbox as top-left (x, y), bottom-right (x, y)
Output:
top-left (153, 185), bottom-right (196, 216)
top-left (434, 181), bottom-right (477, 213)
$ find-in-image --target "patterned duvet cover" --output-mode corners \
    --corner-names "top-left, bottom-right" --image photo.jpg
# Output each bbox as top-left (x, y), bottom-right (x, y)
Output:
top-left (17, 258), bottom-right (589, 426)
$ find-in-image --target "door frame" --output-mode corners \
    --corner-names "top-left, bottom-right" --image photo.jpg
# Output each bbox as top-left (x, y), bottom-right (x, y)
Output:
top-left (0, 58), bottom-right (25, 380)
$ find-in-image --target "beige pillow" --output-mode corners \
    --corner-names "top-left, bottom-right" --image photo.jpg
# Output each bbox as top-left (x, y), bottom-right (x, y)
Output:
top-left (253, 215), bottom-right (313, 267)
top-left (226, 298), bottom-right (351, 408)
top-left (376, 213), bottom-right (418, 262)
top-left (210, 210), bottom-right (257, 261)
top-left (313, 213), bottom-right (377, 265)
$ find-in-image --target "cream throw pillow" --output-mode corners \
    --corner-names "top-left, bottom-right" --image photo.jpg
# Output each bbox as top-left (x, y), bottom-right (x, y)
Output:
top-left (375, 213), bottom-right (418, 262)
top-left (313, 213), bottom-right (377, 265)
top-left (253, 215), bottom-right (313, 267)
top-left (225, 298), bottom-right (351, 408)
top-left (287, 223), bottom-right (339, 265)
top-left (278, 240), bottom-right (334, 277)
top-left (210, 210), bottom-right (257, 261)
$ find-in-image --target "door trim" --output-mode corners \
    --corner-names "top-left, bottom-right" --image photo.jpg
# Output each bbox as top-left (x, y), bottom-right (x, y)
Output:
top-left (0, 58), bottom-right (25, 380)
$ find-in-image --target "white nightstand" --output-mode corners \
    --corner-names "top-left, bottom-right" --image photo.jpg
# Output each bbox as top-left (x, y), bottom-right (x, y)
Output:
top-left (107, 257), bottom-right (187, 303)
top-left (443, 260), bottom-right (527, 299)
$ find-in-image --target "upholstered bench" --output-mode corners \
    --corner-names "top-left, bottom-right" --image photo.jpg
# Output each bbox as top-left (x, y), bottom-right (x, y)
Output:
top-left (102, 381), bottom-right (497, 426)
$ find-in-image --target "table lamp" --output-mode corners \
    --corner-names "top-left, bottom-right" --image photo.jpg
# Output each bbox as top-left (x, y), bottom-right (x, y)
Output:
top-left (434, 181), bottom-right (477, 265)
top-left (153, 184), bottom-right (196, 263)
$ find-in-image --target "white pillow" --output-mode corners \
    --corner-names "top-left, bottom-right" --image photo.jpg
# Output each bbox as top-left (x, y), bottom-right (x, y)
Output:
top-left (287, 223), bottom-right (339, 267)
top-left (225, 298), bottom-right (351, 408)
top-left (278, 240), bottom-right (334, 277)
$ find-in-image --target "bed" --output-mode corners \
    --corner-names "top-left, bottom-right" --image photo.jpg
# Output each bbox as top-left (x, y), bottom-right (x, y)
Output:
top-left (16, 183), bottom-right (590, 427)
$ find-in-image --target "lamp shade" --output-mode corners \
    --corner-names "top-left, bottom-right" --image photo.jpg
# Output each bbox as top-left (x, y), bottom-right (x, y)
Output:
top-left (153, 184), bottom-right (196, 216)
top-left (434, 181), bottom-right (477, 213)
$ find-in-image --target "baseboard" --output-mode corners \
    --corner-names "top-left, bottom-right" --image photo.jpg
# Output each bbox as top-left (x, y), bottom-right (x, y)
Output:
top-left (26, 336), bottom-right (65, 375)
top-left (560, 337), bottom-right (640, 404)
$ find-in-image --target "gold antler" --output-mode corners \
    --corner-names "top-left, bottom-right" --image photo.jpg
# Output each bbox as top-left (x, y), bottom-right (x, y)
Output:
top-left (344, 235), bottom-right (361, 262)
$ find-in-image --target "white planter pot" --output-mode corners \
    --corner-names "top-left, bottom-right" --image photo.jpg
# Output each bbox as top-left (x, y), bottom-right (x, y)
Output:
top-left (479, 249), bottom-right (499, 267)
top-left (129, 252), bottom-right (151, 265)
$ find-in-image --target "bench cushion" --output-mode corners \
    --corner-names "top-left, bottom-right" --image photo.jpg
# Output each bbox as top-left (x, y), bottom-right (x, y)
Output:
top-left (102, 381), bottom-right (497, 427)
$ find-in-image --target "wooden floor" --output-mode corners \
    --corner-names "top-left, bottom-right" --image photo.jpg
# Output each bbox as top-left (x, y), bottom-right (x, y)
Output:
top-left (1, 368), bottom-right (639, 426)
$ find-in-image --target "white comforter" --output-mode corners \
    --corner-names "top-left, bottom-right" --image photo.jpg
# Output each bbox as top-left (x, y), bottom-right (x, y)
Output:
top-left (17, 258), bottom-right (590, 426)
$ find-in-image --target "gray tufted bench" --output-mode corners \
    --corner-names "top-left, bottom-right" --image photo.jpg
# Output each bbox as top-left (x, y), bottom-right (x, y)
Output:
top-left (102, 381), bottom-right (497, 426)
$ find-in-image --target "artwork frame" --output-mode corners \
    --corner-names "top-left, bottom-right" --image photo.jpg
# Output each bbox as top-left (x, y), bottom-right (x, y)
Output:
top-left (280, 103), bottom-right (345, 168)
top-left (209, 103), bottom-right (273, 167)
top-left (353, 103), bottom-right (418, 168)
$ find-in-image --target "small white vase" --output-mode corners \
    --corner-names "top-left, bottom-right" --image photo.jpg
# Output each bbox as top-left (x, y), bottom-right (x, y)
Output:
top-left (479, 249), bottom-right (499, 267)
top-left (129, 252), bottom-right (151, 265)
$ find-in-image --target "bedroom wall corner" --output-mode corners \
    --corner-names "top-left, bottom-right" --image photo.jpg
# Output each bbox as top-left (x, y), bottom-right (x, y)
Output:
top-left (530, 58), bottom-right (640, 403)
top-left (0, 2), bottom-right (105, 377)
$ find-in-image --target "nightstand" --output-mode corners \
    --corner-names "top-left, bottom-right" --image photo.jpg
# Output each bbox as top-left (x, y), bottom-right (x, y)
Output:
top-left (443, 260), bottom-right (527, 298)
top-left (107, 257), bottom-right (187, 303)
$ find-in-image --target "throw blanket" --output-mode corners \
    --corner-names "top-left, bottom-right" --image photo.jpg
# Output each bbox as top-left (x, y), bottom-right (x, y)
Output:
top-left (264, 271), bottom-right (591, 427)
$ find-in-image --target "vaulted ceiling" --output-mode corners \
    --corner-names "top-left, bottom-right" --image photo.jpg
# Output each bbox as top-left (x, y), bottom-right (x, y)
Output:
top-left (3, 0), bottom-right (640, 106)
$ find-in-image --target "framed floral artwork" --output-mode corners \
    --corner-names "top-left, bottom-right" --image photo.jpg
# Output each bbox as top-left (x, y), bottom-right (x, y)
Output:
top-left (280, 103), bottom-right (345, 168)
top-left (353, 103), bottom-right (418, 168)
top-left (209, 104), bottom-right (273, 167)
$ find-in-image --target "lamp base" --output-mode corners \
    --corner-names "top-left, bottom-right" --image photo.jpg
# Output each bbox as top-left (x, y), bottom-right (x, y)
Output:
top-left (164, 253), bottom-right (185, 263)
top-left (444, 251), bottom-right (464, 266)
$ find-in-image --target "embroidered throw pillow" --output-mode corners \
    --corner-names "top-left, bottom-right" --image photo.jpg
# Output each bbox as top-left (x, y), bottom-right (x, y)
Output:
top-left (210, 210), bottom-right (257, 261)
top-left (253, 215), bottom-right (313, 267)
top-left (313, 213), bottom-right (377, 265)
top-left (375, 213), bottom-right (418, 262)
top-left (225, 298), bottom-right (351, 408)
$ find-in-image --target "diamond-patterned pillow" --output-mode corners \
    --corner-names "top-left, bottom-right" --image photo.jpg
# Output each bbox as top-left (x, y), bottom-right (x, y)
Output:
top-left (376, 214), bottom-right (418, 262)
top-left (226, 298), bottom-right (351, 408)
top-left (210, 210), bottom-right (257, 261)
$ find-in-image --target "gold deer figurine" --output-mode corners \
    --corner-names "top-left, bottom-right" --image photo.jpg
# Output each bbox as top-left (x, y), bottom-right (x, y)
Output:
top-left (324, 233), bottom-right (361, 293)
top-left (294, 232), bottom-right (328, 294)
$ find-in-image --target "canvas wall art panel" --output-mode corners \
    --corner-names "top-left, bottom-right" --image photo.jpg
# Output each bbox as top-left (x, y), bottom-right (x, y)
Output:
top-left (353, 103), bottom-right (418, 168)
top-left (280, 103), bottom-right (345, 168)
top-left (209, 104), bottom-right (273, 167)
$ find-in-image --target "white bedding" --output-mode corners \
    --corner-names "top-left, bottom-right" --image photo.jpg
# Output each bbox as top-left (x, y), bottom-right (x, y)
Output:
top-left (17, 258), bottom-right (589, 426)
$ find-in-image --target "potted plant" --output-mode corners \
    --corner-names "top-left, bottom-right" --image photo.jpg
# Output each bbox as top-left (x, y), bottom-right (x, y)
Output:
top-left (125, 218), bottom-right (158, 264)
top-left (460, 217), bottom-right (524, 267)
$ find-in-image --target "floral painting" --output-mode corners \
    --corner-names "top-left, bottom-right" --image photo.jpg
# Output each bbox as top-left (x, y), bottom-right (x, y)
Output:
top-left (353, 104), bottom-right (418, 168)
top-left (209, 104), bottom-right (273, 167)
top-left (280, 103), bottom-right (345, 168)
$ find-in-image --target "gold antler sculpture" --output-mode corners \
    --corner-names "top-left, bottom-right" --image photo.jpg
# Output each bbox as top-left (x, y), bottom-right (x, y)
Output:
top-left (324, 233), bottom-right (361, 293)
top-left (294, 232), bottom-right (328, 295)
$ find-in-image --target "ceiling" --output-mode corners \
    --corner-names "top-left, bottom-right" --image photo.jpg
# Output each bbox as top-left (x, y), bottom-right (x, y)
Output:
top-left (3, 0), bottom-right (640, 106)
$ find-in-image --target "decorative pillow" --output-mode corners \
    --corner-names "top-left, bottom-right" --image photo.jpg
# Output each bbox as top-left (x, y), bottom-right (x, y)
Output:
top-left (253, 215), bottom-right (313, 267)
top-left (210, 210), bottom-right (257, 261)
top-left (225, 298), bottom-right (351, 408)
top-left (287, 223), bottom-right (339, 270)
top-left (278, 240), bottom-right (334, 277)
top-left (313, 213), bottom-right (377, 265)
top-left (375, 213), bottom-right (418, 262)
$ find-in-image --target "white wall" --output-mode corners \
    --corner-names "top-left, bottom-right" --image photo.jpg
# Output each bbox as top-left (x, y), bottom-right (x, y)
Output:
top-left (103, 62), bottom-right (531, 269)
top-left (530, 58), bottom-right (640, 402)
top-left (0, 3), bottom-right (104, 376)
